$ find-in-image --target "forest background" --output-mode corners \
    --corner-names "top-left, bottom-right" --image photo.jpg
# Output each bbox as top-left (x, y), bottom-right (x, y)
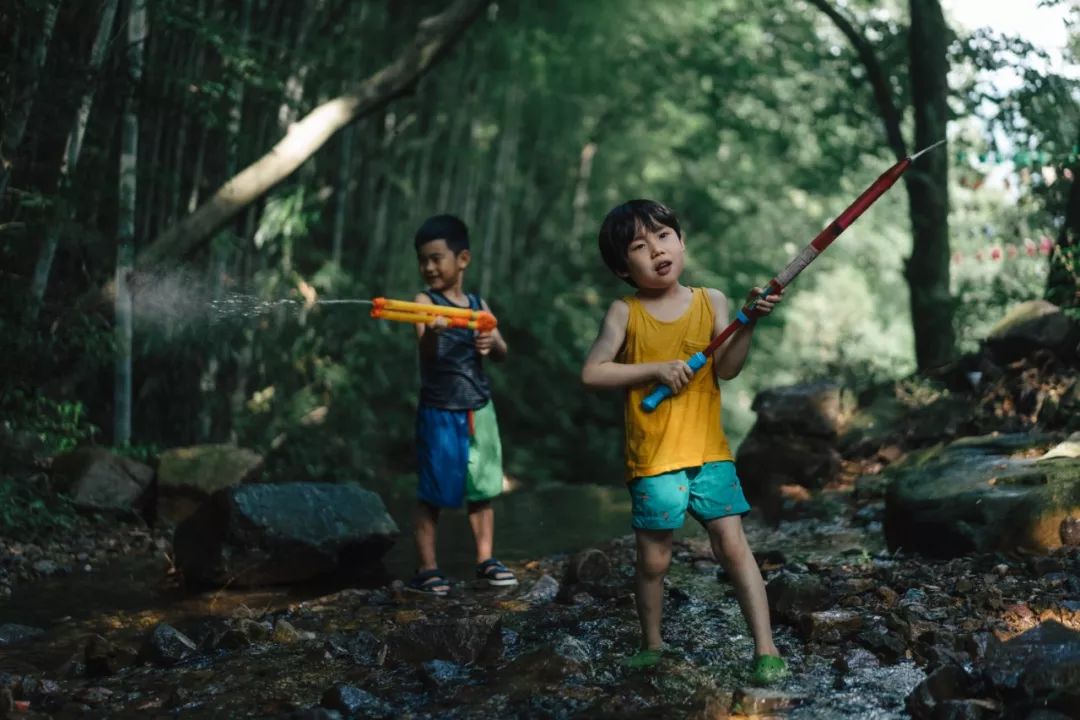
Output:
top-left (1, 0), bottom-right (1077, 535)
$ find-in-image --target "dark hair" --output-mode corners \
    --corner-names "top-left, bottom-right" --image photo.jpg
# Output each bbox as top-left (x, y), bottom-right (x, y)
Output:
top-left (414, 214), bottom-right (469, 255)
top-left (598, 200), bottom-right (682, 286)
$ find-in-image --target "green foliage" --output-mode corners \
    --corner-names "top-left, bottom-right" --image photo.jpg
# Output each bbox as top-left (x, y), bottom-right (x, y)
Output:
top-left (4, 0), bottom-right (1077, 493)
top-left (0, 473), bottom-right (79, 541)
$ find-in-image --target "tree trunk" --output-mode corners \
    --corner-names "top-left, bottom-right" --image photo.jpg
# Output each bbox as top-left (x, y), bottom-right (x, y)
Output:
top-left (905, 0), bottom-right (954, 371)
top-left (810, 0), bottom-right (955, 371)
top-left (0, 0), bottom-right (61, 201)
top-left (115, 0), bottom-right (149, 446)
top-left (331, 125), bottom-right (354, 268)
top-left (29, 0), bottom-right (119, 317)
top-left (129, 0), bottom-right (488, 278)
top-left (200, 0), bottom-right (252, 442)
top-left (481, 87), bottom-right (522, 297)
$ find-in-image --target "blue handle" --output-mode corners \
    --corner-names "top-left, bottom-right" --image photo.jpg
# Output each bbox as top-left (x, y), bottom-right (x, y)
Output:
top-left (641, 352), bottom-right (708, 412)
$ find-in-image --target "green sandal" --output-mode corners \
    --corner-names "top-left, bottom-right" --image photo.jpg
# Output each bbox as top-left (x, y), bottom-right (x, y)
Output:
top-left (750, 654), bottom-right (788, 685)
top-left (622, 646), bottom-right (685, 669)
top-left (623, 648), bottom-right (663, 669)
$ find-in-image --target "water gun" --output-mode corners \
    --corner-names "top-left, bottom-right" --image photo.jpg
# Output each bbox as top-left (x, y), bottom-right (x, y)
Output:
top-left (641, 139), bottom-right (946, 412)
top-left (369, 297), bottom-right (497, 331)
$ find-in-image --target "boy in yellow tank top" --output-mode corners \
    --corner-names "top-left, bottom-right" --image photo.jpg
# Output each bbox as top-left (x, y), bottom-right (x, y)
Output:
top-left (582, 199), bottom-right (788, 684)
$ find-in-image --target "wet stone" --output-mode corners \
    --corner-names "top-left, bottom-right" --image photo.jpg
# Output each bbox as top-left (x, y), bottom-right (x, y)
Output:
top-left (905, 665), bottom-right (976, 719)
top-left (801, 610), bottom-right (863, 642)
top-left (934, 698), bottom-right (1003, 720)
top-left (834, 647), bottom-right (881, 673)
top-left (420, 659), bottom-right (470, 688)
top-left (521, 574), bottom-right (559, 605)
top-left (320, 684), bottom-right (392, 719)
top-left (566, 548), bottom-right (611, 584)
top-left (733, 687), bottom-right (805, 714)
top-left (387, 614), bottom-right (502, 665)
top-left (0, 623), bottom-right (45, 646)
top-left (84, 634), bottom-right (137, 676)
top-left (766, 571), bottom-right (828, 624)
top-left (138, 623), bottom-right (197, 667)
top-left (272, 619), bottom-right (301, 644)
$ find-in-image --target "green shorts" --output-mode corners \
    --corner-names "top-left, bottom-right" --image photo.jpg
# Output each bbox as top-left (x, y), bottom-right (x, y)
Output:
top-left (629, 461), bottom-right (750, 530)
top-left (416, 401), bottom-right (503, 508)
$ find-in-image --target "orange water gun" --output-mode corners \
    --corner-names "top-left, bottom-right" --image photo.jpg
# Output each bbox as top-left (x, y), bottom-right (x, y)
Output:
top-left (369, 297), bottom-right (497, 332)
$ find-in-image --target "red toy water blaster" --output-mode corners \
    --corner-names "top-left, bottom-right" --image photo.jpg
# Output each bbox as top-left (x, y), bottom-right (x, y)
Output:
top-left (370, 297), bottom-right (497, 332)
top-left (642, 139), bottom-right (947, 411)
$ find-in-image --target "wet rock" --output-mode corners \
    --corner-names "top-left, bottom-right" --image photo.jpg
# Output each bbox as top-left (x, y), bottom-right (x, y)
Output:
top-left (884, 434), bottom-right (1080, 557)
top-left (736, 430), bottom-right (841, 515)
top-left (74, 686), bottom-right (113, 706)
top-left (856, 629), bottom-right (908, 663)
top-left (933, 698), bottom-right (1002, 719)
top-left (0, 623), bottom-right (44, 646)
top-left (521, 574), bottom-right (559, 604)
top-left (320, 684), bottom-right (392, 719)
top-left (283, 709), bottom-right (344, 720)
top-left (906, 664), bottom-right (977, 719)
top-left (323, 630), bottom-right (383, 666)
top-left (51, 448), bottom-right (154, 515)
top-left (766, 571), bottom-right (828, 624)
top-left (387, 614), bottom-right (502, 665)
top-left (156, 444), bottom-right (264, 525)
top-left (750, 381), bottom-right (845, 437)
top-left (801, 610), bottom-right (863, 643)
top-left (174, 482), bottom-right (398, 586)
top-left (419, 659), bottom-right (470, 688)
top-left (272, 619), bottom-right (301, 644)
top-left (834, 647), bottom-right (880, 673)
top-left (983, 620), bottom-right (1080, 691)
top-left (237, 618), bottom-right (271, 642)
top-left (986, 300), bottom-right (1080, 363)
top-left (504, 634), bottom-right (592, 684)
top-left (733, 687), bottom-right (805, 714)
top-left (565, 548), bottom-right (610, 584)
top-left (85, 634), bottom-right (137, 676)
top-left (138, 623), bottom-right (197, 667)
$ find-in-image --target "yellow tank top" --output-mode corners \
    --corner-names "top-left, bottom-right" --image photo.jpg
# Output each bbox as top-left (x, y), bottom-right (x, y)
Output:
top-left (621, 287), bottom-right (733, 480)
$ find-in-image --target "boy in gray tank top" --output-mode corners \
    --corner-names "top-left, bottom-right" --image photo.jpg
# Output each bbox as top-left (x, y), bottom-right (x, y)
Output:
top-left (407, 214), bottom-right (517, 595)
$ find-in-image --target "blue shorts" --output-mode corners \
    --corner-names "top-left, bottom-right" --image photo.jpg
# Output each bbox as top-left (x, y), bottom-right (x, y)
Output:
top-left (416, 402), bottom-right (503, 508)
top-left (629, 461), bottom-right (750, 530)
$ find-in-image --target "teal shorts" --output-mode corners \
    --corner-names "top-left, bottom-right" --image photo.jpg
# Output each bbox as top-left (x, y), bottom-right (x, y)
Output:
top-left (629, 461), bottom-right (750, 530)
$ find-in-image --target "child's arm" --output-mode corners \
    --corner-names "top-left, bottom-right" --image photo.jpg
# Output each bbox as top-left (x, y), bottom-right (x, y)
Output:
top-left (582, 300), bottom-right (694, 392)
top-left (475, 298), bottom-right (507, 361)
top-left (706, 287), bottom-right (783, 380)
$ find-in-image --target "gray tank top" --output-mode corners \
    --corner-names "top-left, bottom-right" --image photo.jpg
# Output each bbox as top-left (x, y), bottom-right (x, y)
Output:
top-left (418, 290), bottom-right (491, 410)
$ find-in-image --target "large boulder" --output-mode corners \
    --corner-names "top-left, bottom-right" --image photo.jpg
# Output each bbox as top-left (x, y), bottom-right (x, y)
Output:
top-left (156, 444), bottom-right (264, 525)
top-left (986, 300), bottom-right (1080, 364)
top-left (736, 382), bottom-right (847, 519)
top-left (51, 448), bottom-right (153, 515)
top-left (750, 381), bottom-right (845, 437)
top-left (884, 433), bottom-right (1080, 557)
top-left (174, 482), bottom-right (398, 586)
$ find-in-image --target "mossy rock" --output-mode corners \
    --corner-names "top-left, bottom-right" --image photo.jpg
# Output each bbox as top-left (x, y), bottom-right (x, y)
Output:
top-left (884, 433), bottom-right (1080, 557)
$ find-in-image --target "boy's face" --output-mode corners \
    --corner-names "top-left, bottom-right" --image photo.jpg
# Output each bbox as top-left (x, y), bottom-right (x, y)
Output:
top-left (621, 222), bottom-right (685, 289)
top-left (417, 238), bottom-right (469, 291)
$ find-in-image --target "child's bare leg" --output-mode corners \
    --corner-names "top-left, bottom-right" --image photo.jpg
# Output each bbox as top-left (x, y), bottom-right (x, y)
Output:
top-left (704, 515), bottom-right (779, 657)
top-left (414, 501), bottom-right (440, 571)
top-left (634, 529), bottom-right (673, 650)
top-left (466, 500), bottom-right (494, 563)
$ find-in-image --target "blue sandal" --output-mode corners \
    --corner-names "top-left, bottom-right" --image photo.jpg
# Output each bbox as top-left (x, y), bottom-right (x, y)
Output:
top-left (476, 558), bottom-right (518, 587)
top-left (406, 569), bottom-right (451, 596)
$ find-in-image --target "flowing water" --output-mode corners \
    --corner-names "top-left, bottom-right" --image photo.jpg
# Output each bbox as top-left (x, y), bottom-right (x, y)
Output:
top-left (0, 480), bottom-right (919, 718)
